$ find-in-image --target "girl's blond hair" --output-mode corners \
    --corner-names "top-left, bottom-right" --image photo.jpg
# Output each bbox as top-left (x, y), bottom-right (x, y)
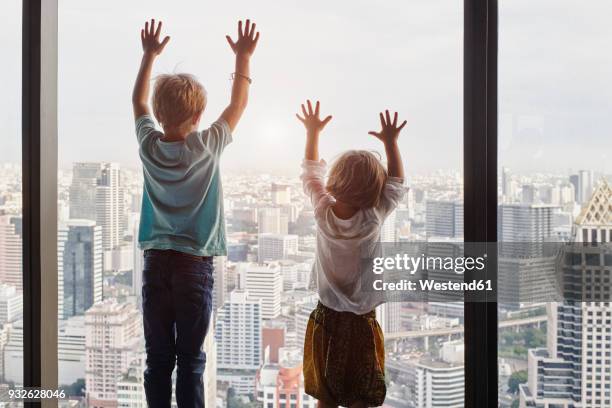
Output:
top-left (326, 150), bottom-right (387, 209)
top-left (152, 73), bottom-right (207, 130)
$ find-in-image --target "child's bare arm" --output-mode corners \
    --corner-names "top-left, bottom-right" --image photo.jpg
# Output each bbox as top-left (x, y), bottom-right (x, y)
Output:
top-left (296, 100), bottom-right (332, 161)
top-left (220, 20), bottom-right (260, 133)
top-left (132, 19), bottom-right (170, 120)
top-left (369, 110), bottom-right (407, 179)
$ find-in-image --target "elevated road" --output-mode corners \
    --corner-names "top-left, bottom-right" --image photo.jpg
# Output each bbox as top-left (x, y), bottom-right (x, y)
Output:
top-left (385, 315), bottom-right (546, 341)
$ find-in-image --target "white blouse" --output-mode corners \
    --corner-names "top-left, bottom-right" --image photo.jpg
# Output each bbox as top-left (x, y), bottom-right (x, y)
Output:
top-left (301, 159), bottom-right (408, 314)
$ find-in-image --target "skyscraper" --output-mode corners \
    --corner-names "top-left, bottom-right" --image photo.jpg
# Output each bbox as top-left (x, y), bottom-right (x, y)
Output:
top-left (258, 207), bottom-right (288, 235)
top-left (520, 180), bottom-right (612, 408)
top-left (569, 170), bottom-right (594, 204)
top-left (212, 256), bottom-right (227, 312)
top-left (60, 220), bottom-right (103, 318)
top-left (400, 341), bottom-right (464, 408)
top-left (70, 162), bottom-right (126, 251)
top-left (0, 284), bottom-right (22, 325)
top-left (271, 183), bottom-right (291, 205)
top-left (426, 200), bottom-right (463, 239)
top-left (258, 233), bottom-right (298, 262)
top-left (245, 263), bottom-right (282, 320)
top-left (85, 299), bottom-right (141, 407)
top-left (0, 215), bottom-right (22, 291)
top-left (216, 290), bottom-right (262, 395)
top-left (498, 204), bottom-right (557, 245)
top-left (502, 167), bottom-right (517, 202)
top-left (498, 204), bottom-right (560, 310)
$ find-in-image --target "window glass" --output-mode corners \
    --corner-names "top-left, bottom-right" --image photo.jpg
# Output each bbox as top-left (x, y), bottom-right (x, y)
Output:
top-left (0, 0), bottom-right (24, 392)
top-left (499, 1), bottom-right (612, 406)
top-left (58, 1), bottom-right (463, 406)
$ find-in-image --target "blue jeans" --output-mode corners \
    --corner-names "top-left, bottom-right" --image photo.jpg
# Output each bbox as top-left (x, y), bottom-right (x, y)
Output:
top-left (142, 249), bottom-right (214, 408)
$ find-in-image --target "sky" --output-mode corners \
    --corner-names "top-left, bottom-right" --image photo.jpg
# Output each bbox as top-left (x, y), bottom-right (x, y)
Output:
top-left (2, 0), bottom-right (612, 174)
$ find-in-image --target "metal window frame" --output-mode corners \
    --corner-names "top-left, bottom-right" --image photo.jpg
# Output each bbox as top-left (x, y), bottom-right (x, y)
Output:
top-left (464, 0), bottom-right (498, 406)
top-left (22, 0), bottom-right (58, 407)
top-left (21, 0), bottom-right (499, 406)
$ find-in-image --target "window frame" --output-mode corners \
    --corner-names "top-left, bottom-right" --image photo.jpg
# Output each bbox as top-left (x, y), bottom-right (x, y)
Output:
top-left (22, 0), bottom-right (58, 406)
top-left (21, 0), bottom-right (499, 406)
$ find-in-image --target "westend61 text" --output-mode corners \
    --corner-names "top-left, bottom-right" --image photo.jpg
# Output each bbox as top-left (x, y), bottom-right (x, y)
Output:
top-left (372, 279), bottom-right (493, 292)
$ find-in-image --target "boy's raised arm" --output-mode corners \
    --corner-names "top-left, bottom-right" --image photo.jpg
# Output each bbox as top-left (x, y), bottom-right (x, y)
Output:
top-left (132, 19), bottom-right (170, 120)
top-left (220, 20), bottom-right (260, 133)
top-left (369, 110), bottom-right (407, 180)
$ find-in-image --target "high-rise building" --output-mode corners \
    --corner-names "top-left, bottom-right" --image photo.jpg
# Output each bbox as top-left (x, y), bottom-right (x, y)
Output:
top-left (258, 207), bottom-right (288, 235)
top-left (70, 162), bottom-right (103, 220)
top-left (60, 220), bottom-right (103, 318)
top-left (0, 284), bottom-right (22, 325)
top-left (408, 356), bottom-right (464, 406)
top-left (212, 256), bottom-right (227, 312)
top-left (70, 162), bottom-right (126, 251)
top-left (498, 204), bottom-right (557, 246)
top-left (521, 184), bottom-right (538, 205)
top-left (262, 320), bottom-right (286, 364)
top-left (569, 170), bottom-right (594, 204)
top-left (498, 204), bottom-right (560, 310)
top-left (216, 290), bottom-right (262, 395)
top-left (502, 167), bottom-right (517, 202)
top-left (578, 169), bottom-right (594, 205)
top-left (258, 233), bottom-right (298, 262)
top-left (245, 263), bottom-right (282, 320)
top-left (0, 215), bottom-right (22, 291)
top-left (400, 341), bottom-right (464, 408)
top-left (426, 200), bottom-right (463, 239)
top-left (271, 183), bottom-right (291, 205)
top-left (520, 180), bottom-right (612, 408)
top-left (256, 347), bottom-right (316, 408)
top-left (85, 299), bottom-right (141, 407)
top-left (381, 209), bottom-right (398, 242)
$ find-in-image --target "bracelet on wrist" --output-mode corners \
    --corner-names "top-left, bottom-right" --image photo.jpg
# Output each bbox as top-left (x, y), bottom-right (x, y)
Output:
top-left (231, 72), bottom-right (252, 84)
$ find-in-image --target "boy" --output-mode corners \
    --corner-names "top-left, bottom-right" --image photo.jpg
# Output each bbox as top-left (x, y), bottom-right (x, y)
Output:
top-left (131, 19), bottom-right (259, 408)
top-left (296, 101), bottom-right (407, 407)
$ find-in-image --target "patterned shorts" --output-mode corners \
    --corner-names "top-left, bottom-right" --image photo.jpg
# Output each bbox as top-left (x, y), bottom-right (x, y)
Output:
top-left (303, 302), bottom-right (387, 407)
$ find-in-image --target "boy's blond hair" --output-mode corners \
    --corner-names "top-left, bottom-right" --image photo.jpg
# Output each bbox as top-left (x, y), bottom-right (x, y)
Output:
top-left (152, 73), bottom-right (207, 130)
top-left (326, 150), bottom-right (387, 209)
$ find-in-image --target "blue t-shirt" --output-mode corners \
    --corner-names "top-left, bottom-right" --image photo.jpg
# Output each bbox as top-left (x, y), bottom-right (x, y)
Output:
top-left (135, 115), bottom-right (231, 256)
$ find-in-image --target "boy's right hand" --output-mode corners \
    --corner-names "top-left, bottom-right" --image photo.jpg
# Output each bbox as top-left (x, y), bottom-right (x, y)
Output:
top-left (226, 20), bottom-right (260, 58)
top-left (368, 110), bottom-right (407, 145)
top-left (141, 19), bottom-right (170, 57)
top-left (296, 100), bottom-right (333, 136)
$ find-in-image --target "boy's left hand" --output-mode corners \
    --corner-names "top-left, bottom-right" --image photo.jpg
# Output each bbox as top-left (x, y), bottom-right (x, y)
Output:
top-left (141, 19), bottom-right (170, 56)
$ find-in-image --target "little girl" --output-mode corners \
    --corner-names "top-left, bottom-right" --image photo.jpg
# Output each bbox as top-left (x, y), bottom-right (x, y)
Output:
top-left (296, 100), bottom-right (408, 408)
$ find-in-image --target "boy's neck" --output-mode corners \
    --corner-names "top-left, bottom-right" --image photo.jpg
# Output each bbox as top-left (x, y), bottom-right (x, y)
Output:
top-left (161, 124), bottom-right (197, 142)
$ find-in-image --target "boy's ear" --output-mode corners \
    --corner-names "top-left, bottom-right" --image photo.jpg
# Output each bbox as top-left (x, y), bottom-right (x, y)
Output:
top-left (192, 111), bottom-right (203, 125)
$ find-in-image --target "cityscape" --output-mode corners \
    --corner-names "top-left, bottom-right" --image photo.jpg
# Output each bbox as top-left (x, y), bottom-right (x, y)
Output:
top-left (0, 159), bottom-right (610, 407)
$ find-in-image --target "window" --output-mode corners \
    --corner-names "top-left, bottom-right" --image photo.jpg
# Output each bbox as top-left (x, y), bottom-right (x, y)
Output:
top-left (498, 0), bottom-right (612, 406)
top-left (0, 0), bottom-right (23, 389)
top-left (55, 1), bottom-right (464, 406)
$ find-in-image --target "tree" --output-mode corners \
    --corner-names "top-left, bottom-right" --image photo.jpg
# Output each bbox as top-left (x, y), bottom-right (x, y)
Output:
top-left (60, 378), bottom-right (85, 397)
top-left (508, 370), bottom-right (528, 394)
